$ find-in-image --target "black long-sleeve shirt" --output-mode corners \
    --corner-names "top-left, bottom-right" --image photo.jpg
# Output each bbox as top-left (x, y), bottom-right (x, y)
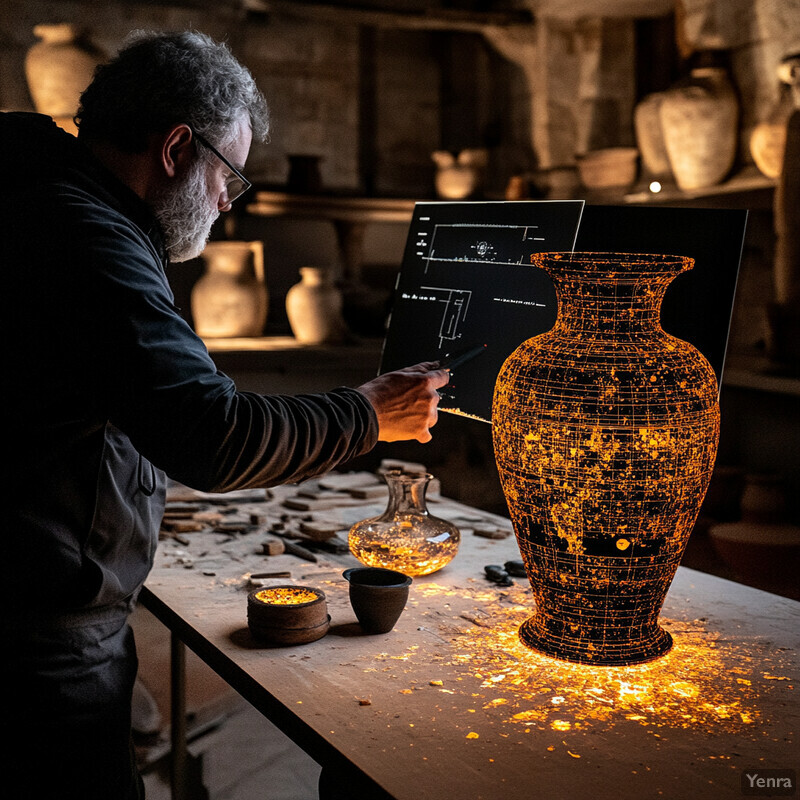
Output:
top-left (0, 112), bottom-right (377, 611)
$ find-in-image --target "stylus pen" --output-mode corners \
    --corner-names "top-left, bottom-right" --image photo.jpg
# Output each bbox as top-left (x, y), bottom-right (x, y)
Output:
top-left (439, 343), bottom-right (487, 371)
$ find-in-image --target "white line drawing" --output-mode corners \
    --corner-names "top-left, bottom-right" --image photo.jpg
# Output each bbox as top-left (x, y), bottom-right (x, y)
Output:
top-left (419, 286), bottom-right (473, 347)
top-left (420, 223), bottom-right (543, 273)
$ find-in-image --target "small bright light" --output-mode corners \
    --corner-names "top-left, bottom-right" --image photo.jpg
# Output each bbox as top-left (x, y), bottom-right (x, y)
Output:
top-left (649, 181), bottom-right (663, 193)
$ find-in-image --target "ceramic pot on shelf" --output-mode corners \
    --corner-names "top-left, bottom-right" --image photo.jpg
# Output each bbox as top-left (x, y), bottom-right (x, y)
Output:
top-left (191, 241), bottom-right (268, 338)
top-left (659, 66), bottom-right (739, 191)
top-left (25, 23), bottom-right (105, 135)
top-left (750, 54), bottom-right (800, 180)
top-left (492, 252), bottom-right (720, 666)
top-left (285, 266), bottom-right (347, 345)
top-left (576, 147), bottom-right (639, 192)
top-left (431, 149), bottom-right (487, 199)
top-left (634, 92), bottom-right (673, 180)
top-left (750, 93), bottom-right (794, 179)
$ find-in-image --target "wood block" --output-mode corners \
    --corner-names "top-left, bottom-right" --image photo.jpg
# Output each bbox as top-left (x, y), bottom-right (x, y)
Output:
top-left (295, 488), bottom-right (351, 501)
top-left (162, 519), bottom-right (205, 533)
top-left (379, 459), bottom-right (426, 475)
top-left (318, 471), bottom-right (382, 491)
top-left (283, 496), bottom-right (365, 511)
top-left (348, 485), bottom-right (389, 500)
top-left (192, 511), bottom-right (225, 525)
top-left (260, 538), bottom-right (286, 556)
top-left (299, 520), bottom-right (344, 541)
top-left (472, 524), bottom-right (512, 540)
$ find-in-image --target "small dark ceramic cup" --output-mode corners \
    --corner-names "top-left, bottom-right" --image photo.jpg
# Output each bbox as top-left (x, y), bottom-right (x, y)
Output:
top-left (342, 567), bottom-right (412, 634)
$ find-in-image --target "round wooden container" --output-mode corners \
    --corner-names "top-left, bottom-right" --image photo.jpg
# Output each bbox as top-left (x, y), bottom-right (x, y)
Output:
top-left (247, 585), bottom-right (330, 645)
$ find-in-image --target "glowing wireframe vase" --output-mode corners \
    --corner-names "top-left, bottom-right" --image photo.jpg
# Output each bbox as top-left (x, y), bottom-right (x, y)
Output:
top-left (349, 470), bottom-right (460, 576)
top-left (492, 252), bottom-right (720, 666)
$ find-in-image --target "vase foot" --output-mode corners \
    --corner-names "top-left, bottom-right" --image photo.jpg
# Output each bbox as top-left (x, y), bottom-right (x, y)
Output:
top-left (518, 616), bottom-right (673, 666)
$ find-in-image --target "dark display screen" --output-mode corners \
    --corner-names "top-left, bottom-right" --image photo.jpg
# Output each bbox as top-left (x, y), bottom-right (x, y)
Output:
top-left (380, 201), bottom-right (746, 423)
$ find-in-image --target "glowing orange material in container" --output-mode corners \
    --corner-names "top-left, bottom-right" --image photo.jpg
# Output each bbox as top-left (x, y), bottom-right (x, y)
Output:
top-left (253, 587), bottom-right (320, 605)
top-left (247, 585), bottom-right (329, 645)
top-left (492, 252), bottom-right (720, 666)
top-left (349, 470), bottom-right (460, 576)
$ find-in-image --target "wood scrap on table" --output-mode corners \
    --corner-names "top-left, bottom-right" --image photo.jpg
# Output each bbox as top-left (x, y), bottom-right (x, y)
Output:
top-left (165, 484), bottom-right (271, 504)
top-left (158, 468), bottom-right (513, 573)
top-left (471, 523), bottom-right (513, 540)
top-left (317, 471), bottom-right (382, 492)
top-left (260, 537), bottom-right (286, 556)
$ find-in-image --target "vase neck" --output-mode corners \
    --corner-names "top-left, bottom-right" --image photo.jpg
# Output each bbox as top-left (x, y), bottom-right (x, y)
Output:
top-left (300, 267), bottom-right (330, 287)
top-left (533, 253), bottom-right (693, 338)
top-left (34, 23), bottom-right (78, 44)
top-left (382, 471), bottom-right (431, 516)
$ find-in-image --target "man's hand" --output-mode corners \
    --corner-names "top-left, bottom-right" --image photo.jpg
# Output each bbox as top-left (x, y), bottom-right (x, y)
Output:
top-left (357, 362), bottom-right (450, 443)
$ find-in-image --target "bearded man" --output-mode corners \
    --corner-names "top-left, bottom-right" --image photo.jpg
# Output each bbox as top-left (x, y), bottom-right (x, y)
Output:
top-left (0, 30), bottom-right (446, 799)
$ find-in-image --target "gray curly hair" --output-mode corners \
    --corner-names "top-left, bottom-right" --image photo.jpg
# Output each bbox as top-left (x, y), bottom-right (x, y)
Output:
top-left (76, 30), bottom-right (269, 151)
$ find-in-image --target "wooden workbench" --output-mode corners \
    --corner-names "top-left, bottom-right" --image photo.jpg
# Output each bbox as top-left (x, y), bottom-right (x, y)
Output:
top-left (142, 472), bottom-right (799, 800)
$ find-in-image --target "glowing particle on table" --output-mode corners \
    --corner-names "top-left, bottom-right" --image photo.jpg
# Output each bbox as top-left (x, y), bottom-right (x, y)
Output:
top-left (466, 732), bottom-right (479, 739)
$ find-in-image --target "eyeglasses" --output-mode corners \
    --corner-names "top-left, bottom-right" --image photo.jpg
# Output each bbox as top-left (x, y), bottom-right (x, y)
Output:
top-left (192, 129), bottom-right (252, 205)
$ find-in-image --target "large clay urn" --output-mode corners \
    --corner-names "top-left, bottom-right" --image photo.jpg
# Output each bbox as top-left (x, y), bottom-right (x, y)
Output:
top-left (750, 92), bottom-right (794, 180)
top-left (633, 92), bottom-right (673, 180)
top-left (492, 252), bottom-right (720, 666)
top-left (25, 24), bottom-right (104, 135)
top-left (191, 241), bottom-right (268, 338)
top-left (659, 66), bottom-right (739, 191)
top-left (750, 54), bottom-right (800, 180)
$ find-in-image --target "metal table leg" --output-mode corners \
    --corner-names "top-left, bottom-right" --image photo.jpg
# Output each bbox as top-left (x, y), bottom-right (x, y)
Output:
top-left (170, 632), bottom-right (188, 800)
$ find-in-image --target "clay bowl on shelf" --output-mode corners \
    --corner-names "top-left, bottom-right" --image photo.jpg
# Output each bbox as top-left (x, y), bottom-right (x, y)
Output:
top-left (577, 147), bottom-right (639, 191)
top-left (247, 585), bottom-right (330, 645)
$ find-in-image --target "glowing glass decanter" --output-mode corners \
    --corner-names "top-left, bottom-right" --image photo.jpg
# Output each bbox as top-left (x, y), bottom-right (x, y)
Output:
top-left (348, 470), bottom-right (460, 576)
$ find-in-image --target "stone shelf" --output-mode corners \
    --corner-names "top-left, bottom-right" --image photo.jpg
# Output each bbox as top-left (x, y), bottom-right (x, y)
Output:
top-left (723, 352), bottom-right (800, 397)
top-left (624, 167), bottom-right (776, 209)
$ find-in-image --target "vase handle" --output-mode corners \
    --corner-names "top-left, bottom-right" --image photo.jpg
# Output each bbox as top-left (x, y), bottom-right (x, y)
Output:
top-left (249, 241), bottom-right (265, 284)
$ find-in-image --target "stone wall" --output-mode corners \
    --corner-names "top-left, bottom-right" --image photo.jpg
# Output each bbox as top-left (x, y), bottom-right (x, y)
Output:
top-left (677, 0), bottom-right (800, 151)
top-left (0, 2), bottom-right (365, 190)
top-left (4, 1), bottom-right (800, 193)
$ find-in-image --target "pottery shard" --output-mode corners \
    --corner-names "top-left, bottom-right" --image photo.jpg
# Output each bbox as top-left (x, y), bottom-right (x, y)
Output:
top-left (162, 519), bottom-right (205, 533)
top-left (283, 496), bottom-right (365, 511)
top-left (348, 485), bottom-right (389, 500)
top-left (318, 471), bottom-right (381, 491)
top-left (261, 538), bottom-right (286, 556)
top-left (379, 459), bottom-right (427, 474)
top-left (299, 520), bottom-right (343, 541)
top-left (472, 524), bottom-right (512, 539)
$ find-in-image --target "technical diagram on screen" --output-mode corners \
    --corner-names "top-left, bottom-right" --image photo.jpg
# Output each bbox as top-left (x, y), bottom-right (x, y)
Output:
top-left (379, 201), bottom-right (747, 424)
top-left (380, 201), bottom-right (584, 420)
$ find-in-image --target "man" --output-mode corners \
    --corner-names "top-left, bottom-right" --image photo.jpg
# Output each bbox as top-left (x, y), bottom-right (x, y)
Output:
top-left (0, 30), bottom-right (447, 798)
